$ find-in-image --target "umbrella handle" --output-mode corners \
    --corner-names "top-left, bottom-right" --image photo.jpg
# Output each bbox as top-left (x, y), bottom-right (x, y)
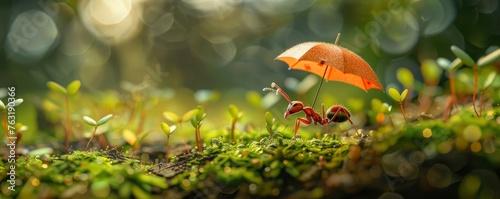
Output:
top-left (311, 63), bottom-right (328, 109)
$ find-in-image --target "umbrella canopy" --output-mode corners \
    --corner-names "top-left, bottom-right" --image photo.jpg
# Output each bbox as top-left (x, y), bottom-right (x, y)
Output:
top-left (276, 42), bottom-right (383, 91)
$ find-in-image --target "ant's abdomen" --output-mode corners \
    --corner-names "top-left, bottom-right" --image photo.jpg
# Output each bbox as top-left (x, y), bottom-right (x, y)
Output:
top-left (326, 105), bottom-right (351, 123)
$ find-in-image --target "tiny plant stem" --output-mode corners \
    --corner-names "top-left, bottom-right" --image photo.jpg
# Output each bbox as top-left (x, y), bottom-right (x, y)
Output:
top-left (472, 66), bottom-right (480, 117)
top-left (136, 110), bottom-right (147, 135)
top-left (231, 119), bottom-right (237, 143)
top-left (399, 102), bottom-right (408, 123)
top-left (388, 114), bottom-right (395, 127)
top-left (180, 123), bottom-right (190, 154)
top-left (65, 95), bottom-right (71, 153)
top-left (195, 123), bottom-right (203, 152)
top-left (165, 135), bottom-right (170, 163)
top-left (127, 106), bottom-right (136, 125)
top-left (449, 70), bottom-right (456, 104)
top-left (86, 126), bottom-right (98, 151)
top-left (3, 111), bottom-right (11, 143)
top-left (479, 92), bottom-right (484, 117)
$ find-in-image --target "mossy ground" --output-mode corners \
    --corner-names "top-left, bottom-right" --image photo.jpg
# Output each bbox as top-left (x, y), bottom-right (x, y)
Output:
top-left (1, 106), bottom-right (500, 199)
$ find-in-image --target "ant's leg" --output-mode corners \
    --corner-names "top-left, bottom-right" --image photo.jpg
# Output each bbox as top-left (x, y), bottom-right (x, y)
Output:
top-left (340, 109), bottom-right (360, 137)
top-left (294, 118), bottom-right (311, 141)
top-left (329, 108), bottom-right (358, 136)
top-left (322, 103), bottom-right (328, 136)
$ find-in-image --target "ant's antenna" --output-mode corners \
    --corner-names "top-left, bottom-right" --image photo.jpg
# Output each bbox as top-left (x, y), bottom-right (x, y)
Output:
top-left (263, 82), bottom-right (292, 103)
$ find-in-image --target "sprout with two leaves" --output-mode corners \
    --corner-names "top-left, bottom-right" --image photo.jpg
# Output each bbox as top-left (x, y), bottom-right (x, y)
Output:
top-left (191, 106), bottom-right (206, 152)
top-left (450, 46), bottom-right (500, 117)
top-left (83, 114), bottom-right (113, 151)
top-left (228, 104), bottom-right (244, 143)
top-left (160, 122), bottom-right (176, 163)
top-left (163, 109), bottom-right (198, 154)
top-left (265, 112), bottom-right (275, 137)
top-left (47, 80), bottom-right (81, 152)
top-left (1, 98), bottom-right (23, 143)
top-left (437, 57), bottom-right (462, 120)
top-left (388, 88), bottom-right (409, 123)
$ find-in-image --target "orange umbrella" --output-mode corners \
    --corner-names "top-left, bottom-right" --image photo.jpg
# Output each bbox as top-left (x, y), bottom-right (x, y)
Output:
top-left (276, 36), bottom-right (383, 92)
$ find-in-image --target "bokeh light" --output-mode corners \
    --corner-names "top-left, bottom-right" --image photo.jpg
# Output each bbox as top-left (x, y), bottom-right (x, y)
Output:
top-left (6, 10), bottom-right (59, 63)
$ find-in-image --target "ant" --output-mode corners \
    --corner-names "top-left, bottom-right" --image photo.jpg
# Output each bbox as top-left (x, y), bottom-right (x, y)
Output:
top-left (263, 82), bottom-right (359, 140)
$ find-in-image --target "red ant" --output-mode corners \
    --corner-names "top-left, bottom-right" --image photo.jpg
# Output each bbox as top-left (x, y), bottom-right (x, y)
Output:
top-left (263, 82), bottom-right (359, 140)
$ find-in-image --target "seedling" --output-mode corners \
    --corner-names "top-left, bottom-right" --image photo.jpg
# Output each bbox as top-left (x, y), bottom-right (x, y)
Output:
top-left (396, 67), bottom-right (415, 105)
top-left (160, 122), bottom-right (176, 163)
top-left (163, 109), bottom-right (198, 154)
top-left (82, 114), bottom-right (113, 151)
top-left (388, 87), bottom-right (408, 123)
top-left (265, 111), bottom-right (275, 136)
top-left (451, 45), bottom-right (480, 117)
top-left (14, 123), bottom-right (28, 146)
top-left (190, 106), bottom-right (206, 152)
top-left (47, 80), bottom-right (81, 152)
top-left (263, 82), bottom-right (358, 140)
top-left (419, 60), bottom-right (442, 113)
top-left (437, 58), bottom-right (462, 121)
top-left (228, 104), bottom-right (244, 143)
top-left (1, 98), bottom-right (23, 143)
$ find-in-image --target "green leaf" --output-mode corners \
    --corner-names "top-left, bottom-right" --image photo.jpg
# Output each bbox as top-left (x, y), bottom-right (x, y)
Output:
top-left (66, 80), bottom-right (81, 95)
top-left (190, 116), bottom-right (198, 128)
top-left (237, 112), bottom-right (244, 119)
top-left (195, 106), bottom-right (205, 121)
top-left (265, 112), bottom-right (274, 126)
top-left (122, 129), bottom-right (137, 145)
top-left (27, 147), bottom-right (54, 156)
top-left (118, 182), bottom-right (132, 198)
top-left (371, 98), bottom-right (383, 113)
top-left (47, 81), bottom-right (67, 95)
top-left (14, 98), bottom-right (23, 106)
top-left (138, 132), bottom-right (151, 144)
top-left (131, 184), bottom-right (150, 199)
top-left (477, 48), bottom-right (500, 67)
top-left (138, 174), bottom-right (167, 189)
top-left (0, 100), bottom-right (5, 109)
top-left (160, 122), bottom-right (171, 135)
top-left (449, 58), bottom-right (463, 71)
top-left (396, 67), bottom-right (414, 88)
top-left (83, 116), bottom-right (97, 126)
top-left (451, 45), bottom-right (475, 67)
top-left (436, 58), bottom-right (451, 70)
top-left (421, 59), bottom-right (442, 85)
top-left (96, 114), bottom-right (113, 126)
top-left (181, 109), bottom-right (198, 123)
top-left (91, 181), bottom-right (111, 198)
top-left (228, 104), bottom-right (239, 118)
top-left (383, 103), bottom-right (392, 112)
top-left (482, 72), bottom-right (496, 90)
top-left (163, 112), bottom-right (180, 123)
top-left (387, 88), bottom-right (401, 102)
top-left (400, 89), bottom-right (409, 102)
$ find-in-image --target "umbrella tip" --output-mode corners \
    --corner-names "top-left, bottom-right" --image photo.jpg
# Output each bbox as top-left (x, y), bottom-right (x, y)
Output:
top-left (335, 33), bottom-right (341, 45)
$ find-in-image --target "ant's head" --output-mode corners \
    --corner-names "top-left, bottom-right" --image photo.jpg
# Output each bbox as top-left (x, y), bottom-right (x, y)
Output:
top-left (285, 101), bottom-right (304, 118)
top-left (263, 82), bottom-right (304, 118)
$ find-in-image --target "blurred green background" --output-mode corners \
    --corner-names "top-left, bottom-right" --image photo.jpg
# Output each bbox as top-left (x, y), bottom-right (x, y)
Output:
top-left (1, 0), bottom-right (500, 145)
